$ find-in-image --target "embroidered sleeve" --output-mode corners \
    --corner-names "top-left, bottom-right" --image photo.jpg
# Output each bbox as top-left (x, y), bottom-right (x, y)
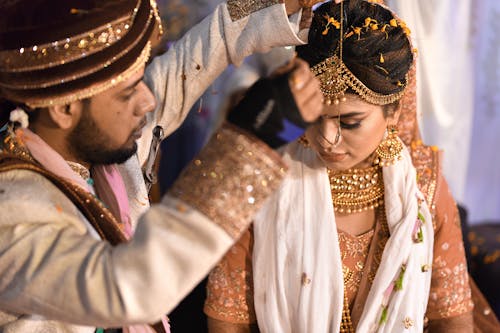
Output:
top-left (204, 227), bottom-right (257, 324)
top-left (169, 123), bottom-right (287, 240)
top-left (426, 175), bottom-right (473, 320)
top-left (226, 0), bottom-right (282, 21)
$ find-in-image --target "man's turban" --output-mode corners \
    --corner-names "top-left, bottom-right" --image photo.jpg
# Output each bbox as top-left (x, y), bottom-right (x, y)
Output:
top-left (0, 0), bottom-right (162, 108)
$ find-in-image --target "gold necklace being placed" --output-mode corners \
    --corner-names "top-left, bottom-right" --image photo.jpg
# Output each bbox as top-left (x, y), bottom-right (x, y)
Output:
top-left (327, 165), bottom-right (384, 214)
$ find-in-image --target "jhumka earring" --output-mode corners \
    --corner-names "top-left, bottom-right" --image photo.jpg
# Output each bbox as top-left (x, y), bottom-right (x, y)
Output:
top-left (374, 125), bottom-right (403, 166)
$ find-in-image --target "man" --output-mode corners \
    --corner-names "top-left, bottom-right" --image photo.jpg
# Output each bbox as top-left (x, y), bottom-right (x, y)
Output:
top-left (0, 0), bottom-right (322, 331)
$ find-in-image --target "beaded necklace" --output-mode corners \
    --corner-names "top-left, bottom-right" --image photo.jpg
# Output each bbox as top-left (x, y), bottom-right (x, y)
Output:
top-left (327, 165), bottom-right (384, 214)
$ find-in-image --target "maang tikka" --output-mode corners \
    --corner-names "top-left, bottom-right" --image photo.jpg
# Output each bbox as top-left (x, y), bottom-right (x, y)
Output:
top-left (310, 1), bottom-right (408, 106)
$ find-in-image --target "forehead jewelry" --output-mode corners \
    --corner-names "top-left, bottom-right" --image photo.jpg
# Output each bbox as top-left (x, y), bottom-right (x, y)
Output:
top-left (311, 1), bottom-right (407, 106)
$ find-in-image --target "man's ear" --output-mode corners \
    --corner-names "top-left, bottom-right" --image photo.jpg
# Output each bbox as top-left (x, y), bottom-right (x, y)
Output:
top-left (47, 102), bottom-right (83, 130)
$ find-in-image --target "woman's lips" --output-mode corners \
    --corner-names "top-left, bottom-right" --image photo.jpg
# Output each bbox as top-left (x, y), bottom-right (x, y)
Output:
top-left (319, 151), bottom-right (348, 162)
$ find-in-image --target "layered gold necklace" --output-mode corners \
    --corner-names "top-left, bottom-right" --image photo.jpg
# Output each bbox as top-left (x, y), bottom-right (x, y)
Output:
top-left (327, 165), bottom-right (386, 332)
top-left (327, 165), bottom-right (384, 214)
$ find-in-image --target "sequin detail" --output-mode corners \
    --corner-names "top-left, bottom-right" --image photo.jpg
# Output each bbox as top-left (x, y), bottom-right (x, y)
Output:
top-left (170, 124), bottom-right (287, 239)
top-left (227, 0), bottom-right (282, 21)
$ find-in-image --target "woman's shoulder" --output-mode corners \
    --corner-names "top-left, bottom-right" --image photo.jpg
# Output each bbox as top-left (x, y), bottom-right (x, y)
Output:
top-left (408, 140), bottom-right (442, 207)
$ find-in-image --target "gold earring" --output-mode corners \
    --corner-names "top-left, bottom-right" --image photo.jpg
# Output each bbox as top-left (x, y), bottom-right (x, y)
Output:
top-left (374, 125), bottom-right (403, 166)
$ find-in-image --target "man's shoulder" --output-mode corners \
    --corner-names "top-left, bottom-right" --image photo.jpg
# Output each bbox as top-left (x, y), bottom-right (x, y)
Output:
top-left (0, 168), bottom-right (83, 226)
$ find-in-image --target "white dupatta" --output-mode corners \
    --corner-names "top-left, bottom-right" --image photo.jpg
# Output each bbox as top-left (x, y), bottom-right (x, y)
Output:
top-left (253, 140), bottom-right (433, 332)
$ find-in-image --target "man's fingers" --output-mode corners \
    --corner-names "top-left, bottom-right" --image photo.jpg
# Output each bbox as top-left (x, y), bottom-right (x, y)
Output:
top-left (288, 58), bottom-right (313, 90)
top-left (289, 72), bottom-right (322, 123)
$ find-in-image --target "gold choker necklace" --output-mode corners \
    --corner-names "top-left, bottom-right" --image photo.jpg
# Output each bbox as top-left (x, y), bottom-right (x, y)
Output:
top-left (327, 165), bottom-right (384, 214)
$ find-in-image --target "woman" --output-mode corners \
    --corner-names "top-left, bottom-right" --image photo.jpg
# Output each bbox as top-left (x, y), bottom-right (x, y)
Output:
top-left (204, 1), bottom-right (474, 331)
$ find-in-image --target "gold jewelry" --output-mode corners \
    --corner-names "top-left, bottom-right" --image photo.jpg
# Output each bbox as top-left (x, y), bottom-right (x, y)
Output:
top-left (67, 161), bottom-right (91, 181)
top-left (340, 284), bottom-right (355, 333)
top-left (312, 0), bottom-right (409, 106)
top-left (374, 125), bottom-right (403, 167)
top-left (311, 55), bottom-right (407, 106)
top-left (327, 165), bottom-right (384, 214)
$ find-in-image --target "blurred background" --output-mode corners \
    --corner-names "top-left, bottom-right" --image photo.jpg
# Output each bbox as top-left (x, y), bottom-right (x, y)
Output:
top-left (153, 0), bottom-right (500, 330)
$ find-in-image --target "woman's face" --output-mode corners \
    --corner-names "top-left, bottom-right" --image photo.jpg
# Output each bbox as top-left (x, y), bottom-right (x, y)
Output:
top-left (305, 93), bottom-right (399, 171)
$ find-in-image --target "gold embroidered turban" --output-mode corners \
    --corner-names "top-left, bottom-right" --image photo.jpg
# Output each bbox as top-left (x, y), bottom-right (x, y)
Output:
top-left (0, 0), bottom-right (162, 108)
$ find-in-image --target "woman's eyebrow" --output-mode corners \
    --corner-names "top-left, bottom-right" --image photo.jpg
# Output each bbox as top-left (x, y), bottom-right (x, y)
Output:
top-left (340, 111), bottom-right (365, 118)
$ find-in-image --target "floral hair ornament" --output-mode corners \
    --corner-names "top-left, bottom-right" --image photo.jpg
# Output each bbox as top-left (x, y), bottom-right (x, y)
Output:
top-left (2, 107), bottom-right (29, 156)
top-left (9, 107), bottom-right (29, 129)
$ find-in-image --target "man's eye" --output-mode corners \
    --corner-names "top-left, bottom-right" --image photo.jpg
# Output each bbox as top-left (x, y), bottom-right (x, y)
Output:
top-left (121, 89), bottom-right (136, 101)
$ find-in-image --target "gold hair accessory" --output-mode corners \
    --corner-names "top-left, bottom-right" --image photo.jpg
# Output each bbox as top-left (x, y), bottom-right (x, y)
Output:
top-left (327, 165), bottom-right (384, 214)
top-left (314, 2), bottom-right (411, 106)
top-left (311, 55), bottom-right (407, 106)
top-left (374, 125), bottom-right (403, 166)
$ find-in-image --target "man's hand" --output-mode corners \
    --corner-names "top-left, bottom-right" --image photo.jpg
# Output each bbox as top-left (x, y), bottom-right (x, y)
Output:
top-left (227, 57), bottom-right (322, 148)
top-left (285, 57), bottom-right (323, 123)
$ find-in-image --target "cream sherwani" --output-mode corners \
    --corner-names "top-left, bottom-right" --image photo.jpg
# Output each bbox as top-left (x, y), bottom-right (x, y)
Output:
top-left (0, 1), bottom-right (305, 332)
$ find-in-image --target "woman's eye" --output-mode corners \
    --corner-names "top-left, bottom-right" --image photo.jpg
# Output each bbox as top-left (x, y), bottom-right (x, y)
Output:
top-left (340, 121), bottom-right (361, 129)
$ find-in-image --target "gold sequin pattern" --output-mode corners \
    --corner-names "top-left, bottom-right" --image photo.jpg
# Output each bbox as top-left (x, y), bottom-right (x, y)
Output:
top-left (226, 0), bottom-right (282, 22)
top-left (169, 124), bottom-right (287, 239)
top-left (204, 258), bottom-right (256, 323)
top-left (25, 41), bottom-right (151, 108)
top-left (0, 18), bottom-right (133, 73)
top-left (0, 0), bottom-right (143, 73)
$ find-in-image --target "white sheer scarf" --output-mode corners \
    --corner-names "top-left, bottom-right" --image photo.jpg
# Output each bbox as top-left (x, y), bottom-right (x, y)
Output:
top-left (253, 140), bottom-right (433, 332)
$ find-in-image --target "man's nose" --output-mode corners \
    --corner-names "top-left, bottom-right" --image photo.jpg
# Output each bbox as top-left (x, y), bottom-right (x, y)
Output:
top-left (135, 81), bottom-right (156, 116)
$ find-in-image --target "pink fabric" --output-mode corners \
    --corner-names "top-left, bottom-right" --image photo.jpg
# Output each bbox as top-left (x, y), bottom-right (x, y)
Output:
top-left (20, 129), bottom-right (91, 192)
top-left (19, 128), bottom-right (171, 333)
top-left (93, 164), bottom-right (133, 239)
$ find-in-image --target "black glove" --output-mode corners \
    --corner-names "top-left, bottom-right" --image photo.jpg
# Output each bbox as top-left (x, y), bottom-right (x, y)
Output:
top-left (227, 72), bottom-right (310, 149)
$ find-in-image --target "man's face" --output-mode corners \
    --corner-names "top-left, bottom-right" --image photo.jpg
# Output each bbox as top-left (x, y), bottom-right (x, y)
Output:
top-left (68, 68), bottom-right (156, 165)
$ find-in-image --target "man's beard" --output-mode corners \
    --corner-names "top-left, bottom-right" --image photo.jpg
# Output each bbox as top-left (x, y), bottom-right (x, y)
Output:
top-left (68, 110), bottom-right (138, 165)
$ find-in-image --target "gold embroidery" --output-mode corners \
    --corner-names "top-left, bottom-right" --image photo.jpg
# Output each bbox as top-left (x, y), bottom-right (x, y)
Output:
top-left (339, 229), bottom-right (373, 295)
top-left (338, 208), bottom-right (389, 322)
top-left (411, 141), bottom-right (439, 225)
top-left (0, 1), bottom-right (143, 72)
top-left (205, 261), bottom-right (255, 322)
top-left (170, 124), bottom-right (287, 239)
top-left (26, 42), bottom-right (152, 108)
top-left (403, 317), bottom-right (414, 329)
top-left (226, 0), bottom-right (281, 22)
top-left (428, 257), bottom-right (472, 318)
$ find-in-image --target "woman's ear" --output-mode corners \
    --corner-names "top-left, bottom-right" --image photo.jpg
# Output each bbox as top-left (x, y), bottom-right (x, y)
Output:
top-left (386, 101), bottom-right (402, 127)
top-left (47, 102), bottom-right (83, 130)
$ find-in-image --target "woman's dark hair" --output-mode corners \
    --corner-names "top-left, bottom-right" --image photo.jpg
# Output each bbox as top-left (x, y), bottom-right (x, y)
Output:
top-left (297, 0), bottom-right (413, 96)
top-left (0, 98), bottom-right (15, 127)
